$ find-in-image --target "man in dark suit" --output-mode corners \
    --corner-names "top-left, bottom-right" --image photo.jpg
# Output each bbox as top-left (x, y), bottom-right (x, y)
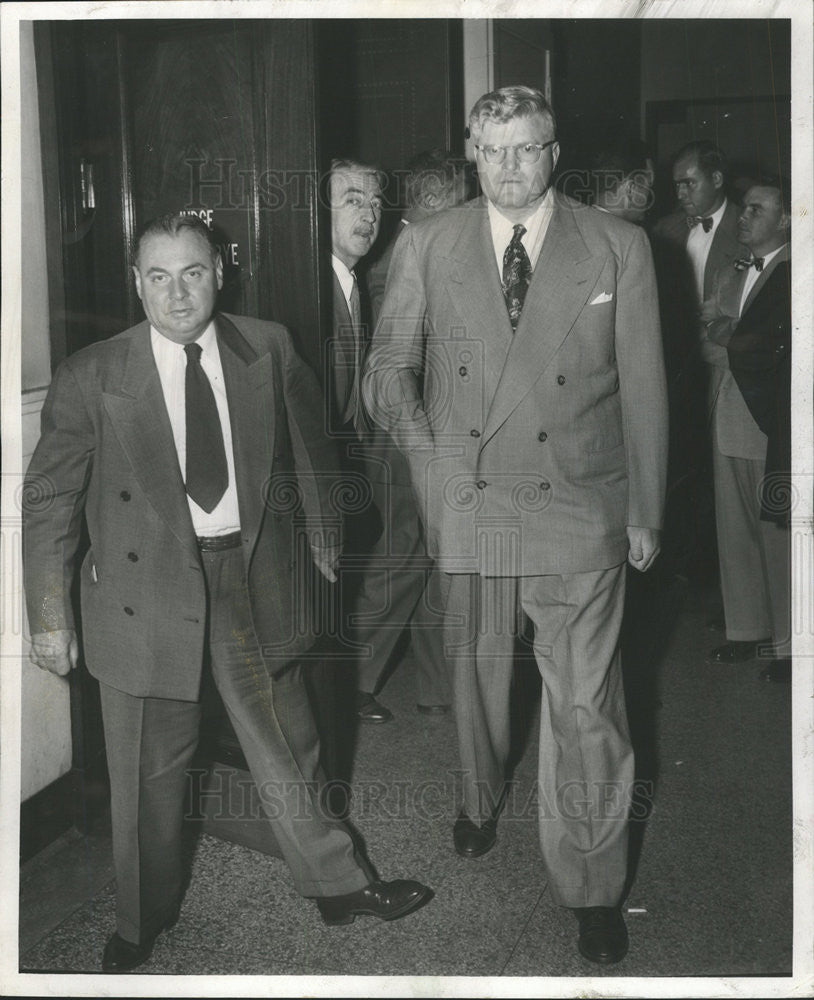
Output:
top-left (700, 181), bottom-right (792, 682)
top-left (651, 140), bottom-right (748, 590)
top-left (23, 214), bottom-right (432, 973)
top-left (351, 150), bottom-right (472, 723)
top-left (364, 86), bottom-right (668, 964)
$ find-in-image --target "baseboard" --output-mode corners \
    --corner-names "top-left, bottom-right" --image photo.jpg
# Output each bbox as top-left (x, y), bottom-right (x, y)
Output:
top-left (20, 765), bottom-right (110, 863)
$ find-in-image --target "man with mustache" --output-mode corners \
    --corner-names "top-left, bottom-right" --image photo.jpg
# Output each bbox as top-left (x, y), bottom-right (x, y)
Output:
top-left (699, 179), bottom-right (792, 683)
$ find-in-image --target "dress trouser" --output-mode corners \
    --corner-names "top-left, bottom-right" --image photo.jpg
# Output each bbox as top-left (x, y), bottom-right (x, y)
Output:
top-left (99, 545), bottom-right (369, 946)
top-left (712, 442), bottom-right (791, 653)
top-left (353, 479), bottom-right (451, 705)
top-left (440, 564), bottom-right (632, 908)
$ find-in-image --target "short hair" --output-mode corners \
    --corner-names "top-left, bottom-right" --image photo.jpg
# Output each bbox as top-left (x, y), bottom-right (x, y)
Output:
top-left (673, 140), bottom-right (728, 180)
top-left (468, 85), bottom-right (557, 143)
top-left (591, 138), bottom-right (652, 198)
top-left (751, 174), bottom-right (791, 216)
top-left (404, 149), bottom-right (470, 209)
top-left (330, 157), bottom-right (386, 193)
top-left (133, 213), bottom-right (218, 267)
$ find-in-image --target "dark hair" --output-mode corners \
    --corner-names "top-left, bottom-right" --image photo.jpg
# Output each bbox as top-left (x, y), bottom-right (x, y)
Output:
top-left (590, 138), bottom-right (653, 197)
top-left (133, 213), bottom-right (219, 267)
top-left (753, 174), bottom-right (791, 215)
top-left (404, 149), bottom-right (470, 208)
top-left (673, 140), bottom-right (728, 180)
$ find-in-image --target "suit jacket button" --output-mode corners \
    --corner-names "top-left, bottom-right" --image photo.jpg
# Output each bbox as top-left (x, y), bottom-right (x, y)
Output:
top-left (120, 491), bottom-right (131, 501)
top-left (123, 606), bottom-right (134, 616)
top-left (537, 431), bottom-right (548, 442)
top-left (476, 480), bottom-right (487, 489)
top-left (127, 552), bottom-right (138, 562)
top-left (459, 366), bottom-right (468, 376)
top-left (556, 375), bottom-right (566, 385)
top-left (470, 429), bottom-right (481, 438)
top-left (539, 481), bottom-right (550, 491)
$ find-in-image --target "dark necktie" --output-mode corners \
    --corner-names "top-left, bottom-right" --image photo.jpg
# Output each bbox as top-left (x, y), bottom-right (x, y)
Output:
top-left (734, 256), bottom-right (765, 272)
top-left (184, 342), bottom-right (228, 513)
top-left (502, 224), bottom-right (532, 331)
top-left (687, 215), bottom-right (713, 232)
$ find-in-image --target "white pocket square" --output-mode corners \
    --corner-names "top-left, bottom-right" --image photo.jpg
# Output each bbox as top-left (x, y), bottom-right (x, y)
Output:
top-left (590, 291), bottom-right (614, 305)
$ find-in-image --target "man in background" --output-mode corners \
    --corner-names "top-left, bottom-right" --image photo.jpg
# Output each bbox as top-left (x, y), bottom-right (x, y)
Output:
top-left (350, 150), bottom-right (472, 723)
top-left (589, 138), bottom-right (654, 225)
top-left (700, 179), bottom-right (792, 682)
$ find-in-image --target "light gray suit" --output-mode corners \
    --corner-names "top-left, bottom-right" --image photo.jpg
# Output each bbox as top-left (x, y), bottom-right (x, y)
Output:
top-left (364, 193), bottom-right (668, 906)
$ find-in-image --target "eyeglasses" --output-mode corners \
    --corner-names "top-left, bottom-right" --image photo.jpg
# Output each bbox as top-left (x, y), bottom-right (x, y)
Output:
top-left (474, 140), bottom-right (558, 165)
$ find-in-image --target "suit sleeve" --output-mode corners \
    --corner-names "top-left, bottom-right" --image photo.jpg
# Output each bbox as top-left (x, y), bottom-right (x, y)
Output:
top-left (362, 225), bottom-right (434, 464)
top-left (280, 330), bottom-right (342, 549)
top-left (615, 225), bottom-right (669, 529)
top-left (23, 360), bottom-right (95, 634)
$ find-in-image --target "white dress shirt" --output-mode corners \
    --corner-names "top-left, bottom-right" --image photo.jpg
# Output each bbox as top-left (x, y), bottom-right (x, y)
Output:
top-left (331, 253), bottom-right (357, 313)
top-left (687, 197), bottom-right (728, 301)
top-left (487, 187), bottom-right (555, 277)
top-left (151, 322), bottom-right (241, 536)
top-left (739, 244), bottom-right (786, 316)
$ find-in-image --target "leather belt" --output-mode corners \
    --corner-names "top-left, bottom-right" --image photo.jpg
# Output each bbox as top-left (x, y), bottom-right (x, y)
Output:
top-left (196, 530), bottom-right (242, 551)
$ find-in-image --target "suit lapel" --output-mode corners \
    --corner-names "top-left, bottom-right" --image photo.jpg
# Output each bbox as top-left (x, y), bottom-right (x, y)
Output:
top-left (742, 244), bottom-right (790, 315)
top-left (102, 324), bottom-right (198, 556)
top-left (443, 199), bottom-right (514, 403)
top-left (482, 196), bottom-right (600, 445)
top-left (704, 201), bottom-right (746, 299)
top-left (216, 314), bottom-right (274, 553)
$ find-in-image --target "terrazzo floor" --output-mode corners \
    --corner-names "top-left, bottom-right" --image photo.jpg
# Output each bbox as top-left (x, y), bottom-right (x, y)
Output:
top-left (16, 578), bottom-right (797, 994)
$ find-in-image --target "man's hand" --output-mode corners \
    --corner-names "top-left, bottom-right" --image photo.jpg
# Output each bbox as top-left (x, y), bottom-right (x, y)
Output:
top-left (29, 629), bottom-right (79, 676)
top-left (311, 544), bottom-right (341, 584)
top-left (626, 526), bottom-right (661, 573)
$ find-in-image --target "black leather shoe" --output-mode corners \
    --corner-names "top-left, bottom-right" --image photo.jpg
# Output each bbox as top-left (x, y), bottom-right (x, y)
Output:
top-left (453, 811), bottom-right (497, 859)
top-left (707, 639), bottom-right (768, 664)
top-left (416, 703), bottom-right (450, 716)
top-left (574, 906), bottom-right (629, 964)
top-left (356, 692), bottom-right (394, 724)
top-left (101, 906), bottom-right (179, 973)
top-left (759, 658), bottom-right (791, 683)
top-left (316, 879), bottom-right (433, 925)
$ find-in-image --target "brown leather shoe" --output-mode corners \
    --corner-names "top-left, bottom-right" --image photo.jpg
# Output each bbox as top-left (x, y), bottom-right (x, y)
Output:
top-left (316, 879), bottom-right (433, 925)
top-left (453, 811), bottom-right (497, 859)
top-left (356, 692), bottom-right (394, 724)
top-left (574, 906), bottom-right (629, 964)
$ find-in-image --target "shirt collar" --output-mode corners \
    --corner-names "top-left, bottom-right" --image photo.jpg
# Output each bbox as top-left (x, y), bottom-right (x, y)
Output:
top-left (331, 253), bottom-right (356, 305)
top-left (150, 319), bottom-right (217, 358)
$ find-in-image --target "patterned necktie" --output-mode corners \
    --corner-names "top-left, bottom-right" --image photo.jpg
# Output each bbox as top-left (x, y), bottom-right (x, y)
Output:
top-left (734, 256), bottom-right (765, 272)
top-left (502, 224), bottom-right (532, 331)
top-left (687, 215), bottom-right (713, 232)
top-left (184, 342), bottom-right (228, 513)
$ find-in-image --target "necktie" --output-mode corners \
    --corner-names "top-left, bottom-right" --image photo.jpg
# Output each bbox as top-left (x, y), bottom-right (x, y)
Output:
top-left (734, 256), bottom-right (765, 272)
top-left (184, 342), bottom-right (228, 513)
top-left (687, 215), bottom-right (713, 232)
top-left (502, 224), bottom-right (532, 331)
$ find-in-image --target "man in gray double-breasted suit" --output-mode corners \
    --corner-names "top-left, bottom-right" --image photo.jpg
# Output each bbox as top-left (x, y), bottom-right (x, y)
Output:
top-left (23, 214), bottom-right (431, 973)
top-left (364, 86), bottom-right (668, 964)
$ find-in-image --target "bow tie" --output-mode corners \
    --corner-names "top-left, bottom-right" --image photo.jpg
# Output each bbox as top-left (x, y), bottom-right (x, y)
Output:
top-left (687, 215), bottom-right (713, 232)
top-left (734, 256), bottom-right (764, 272)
